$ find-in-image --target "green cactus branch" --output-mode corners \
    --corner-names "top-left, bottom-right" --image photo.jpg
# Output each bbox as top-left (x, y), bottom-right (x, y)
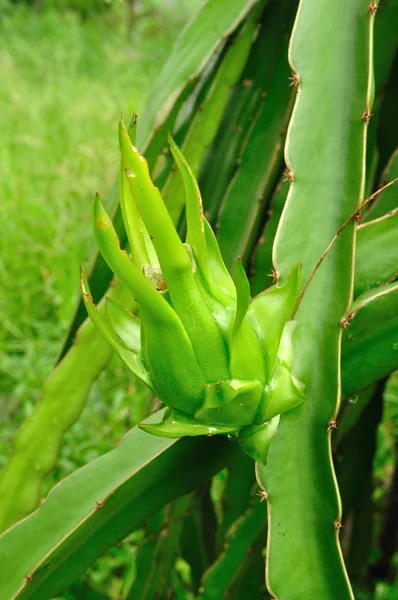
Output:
top-left (0, 417), bottom-right (236, 600)
top-left (256, 0), bottom-right (377, 597)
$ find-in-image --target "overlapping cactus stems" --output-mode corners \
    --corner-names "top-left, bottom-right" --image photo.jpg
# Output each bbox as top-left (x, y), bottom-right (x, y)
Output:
top-left (81, 120), bottom-right (306, 464)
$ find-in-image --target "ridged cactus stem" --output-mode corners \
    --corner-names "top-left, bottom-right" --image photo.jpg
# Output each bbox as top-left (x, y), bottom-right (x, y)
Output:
top-left (256, 1), bottom-right (377, 598)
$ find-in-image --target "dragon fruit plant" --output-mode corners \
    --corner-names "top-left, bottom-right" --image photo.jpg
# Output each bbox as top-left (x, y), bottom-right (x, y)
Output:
top-left (2, 1), bottom-right (398, 599)
top-left (81, 120), bottom-right (305, 465)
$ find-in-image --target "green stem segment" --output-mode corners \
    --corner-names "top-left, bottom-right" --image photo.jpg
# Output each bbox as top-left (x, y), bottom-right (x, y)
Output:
top-left (256, 1), bottom-right (375, 598)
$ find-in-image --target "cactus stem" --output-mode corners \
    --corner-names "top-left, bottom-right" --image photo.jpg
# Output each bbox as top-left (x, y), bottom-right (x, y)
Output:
top-left (291, 177), bottom-right (398, 318)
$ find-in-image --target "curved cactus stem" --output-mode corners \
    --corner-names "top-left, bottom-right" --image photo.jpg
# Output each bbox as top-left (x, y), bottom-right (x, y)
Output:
top-left (365, 147), bottom-right (398, 220)
top-left (162, 2), bottom-right (264, 226)
top-left (0, 421), bottom-right (235, 599)
top-left (0, 276), bottom-right (135, 533)
top-left (355, 207), bottom-right (398, 297)
top-left (342, 281), bottom-right (398, 397)
top-left (136, 0), bottom-right (261, 151)
top-left (105, 297), bottom-right (141, 353)
top-left (257, 0), bottom-right (376, 597)
top-left (198, 486), bottom-right (267, 600)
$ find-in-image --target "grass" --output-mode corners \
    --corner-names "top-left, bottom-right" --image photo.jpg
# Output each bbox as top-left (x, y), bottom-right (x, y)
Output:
top-left (0, 2), bottom-right (201, 595)
top-left (0, 0), bottom-right (199, 475)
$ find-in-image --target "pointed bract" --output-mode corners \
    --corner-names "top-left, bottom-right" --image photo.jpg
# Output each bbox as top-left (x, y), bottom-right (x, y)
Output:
top-left (168, 133), bottom-right (208, 278)
top-left (238, 417), bottom-right (280, 465)
top-left (248, 262), bottom-right (301, 372)
top-left (119, 164), bottom-right (151, 268)
top-left (140, 408), bottom-right (237, 439)
top-left (105, 297), bottom-right (141, 353)
top-left (80, 266), bottom-right (152, 387)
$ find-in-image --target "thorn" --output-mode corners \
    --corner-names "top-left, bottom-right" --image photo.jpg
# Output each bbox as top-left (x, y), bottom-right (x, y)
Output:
top-left (95, 500), bottom-right (103, 510)
top-left (257, 489), bottom-right (268, 502)
top-left (243, 79), bottom-right (253, 88)
top-left (340, 312), bottom-right (354, 329)
top-left (368, 2), bottom-right (378, 13)
top-left (334, 521), bottom-right (343, 531)
top-left (25, 575), bottom-right (33, 584)
top-left (361, 111), bottom-right (372, 122)
top-left (267, 269), bottom-right (278, 282)
top-left (289, 72), bottom-right (300, 88)
top-left (283, 169), bottom-right (294, 183)
top-left (328, 420), bottom-right (338, 432)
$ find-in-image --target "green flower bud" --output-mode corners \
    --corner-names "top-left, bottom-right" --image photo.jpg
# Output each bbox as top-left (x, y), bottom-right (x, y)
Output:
top-left (81, 119), bottom-right (306, 465)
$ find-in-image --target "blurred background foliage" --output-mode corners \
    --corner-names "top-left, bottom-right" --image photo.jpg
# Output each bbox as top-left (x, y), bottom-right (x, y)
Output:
top-left (1, 0), bottom-right (398, 598)
top-left (0, 0), bottom-right (200, 493)
top-left (0, 2), bottom-right (203, 595)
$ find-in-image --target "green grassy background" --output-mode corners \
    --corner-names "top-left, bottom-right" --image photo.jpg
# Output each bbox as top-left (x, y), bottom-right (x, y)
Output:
top-left (0, 3), bottom-right (202, 595)
top-left (0, 0), bottom-right (199, 483)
